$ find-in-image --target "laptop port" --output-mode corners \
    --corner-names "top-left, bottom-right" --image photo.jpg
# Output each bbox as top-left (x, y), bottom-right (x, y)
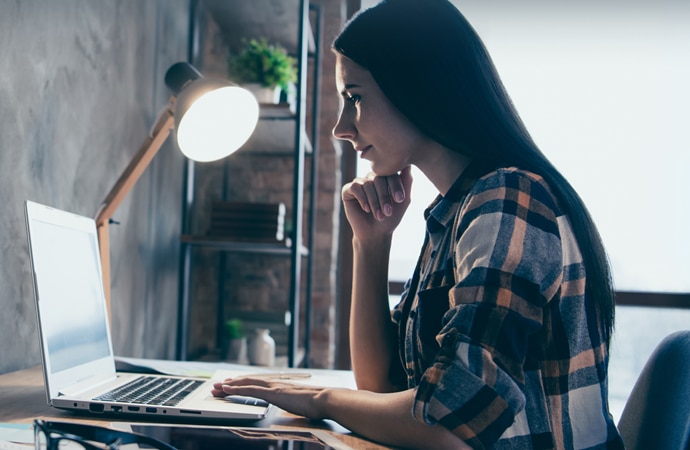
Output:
top-left (111, 406), bottom-right (122, 413)
top-left (127, 406), bottom-right (140, 412)
top-left (145, 407), bottom-right (157, 413)
top-left (89, 403), bottom-right (104, 413)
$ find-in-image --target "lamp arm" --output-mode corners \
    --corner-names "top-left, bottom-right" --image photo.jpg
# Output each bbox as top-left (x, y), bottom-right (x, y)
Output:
top-left (95, 96), bottom-right (176, 318)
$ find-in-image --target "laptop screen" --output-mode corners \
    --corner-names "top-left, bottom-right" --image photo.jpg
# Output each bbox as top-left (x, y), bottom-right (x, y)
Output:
top-left (26, 202), bottom-right (112, 375)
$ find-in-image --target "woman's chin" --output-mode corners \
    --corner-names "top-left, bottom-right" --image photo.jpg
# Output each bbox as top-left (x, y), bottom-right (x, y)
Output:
top-left (370, 165), bottom-right (400, 177)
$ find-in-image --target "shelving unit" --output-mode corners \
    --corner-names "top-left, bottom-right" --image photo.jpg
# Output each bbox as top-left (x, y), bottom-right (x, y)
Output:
top-left (176, 0), bottom-right (321, 368)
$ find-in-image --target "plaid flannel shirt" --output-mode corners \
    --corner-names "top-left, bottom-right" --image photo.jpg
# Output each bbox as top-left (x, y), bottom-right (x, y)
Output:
top-left (392, 165), bottom-right (624, 449)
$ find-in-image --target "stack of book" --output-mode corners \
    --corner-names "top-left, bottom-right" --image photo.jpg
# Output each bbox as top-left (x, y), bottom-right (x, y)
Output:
top-left (207, 201), bottom-right (286, 243)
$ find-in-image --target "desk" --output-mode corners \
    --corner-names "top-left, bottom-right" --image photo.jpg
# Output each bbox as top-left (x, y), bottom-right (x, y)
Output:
top-left (0, 366), bottom-right (389, 449)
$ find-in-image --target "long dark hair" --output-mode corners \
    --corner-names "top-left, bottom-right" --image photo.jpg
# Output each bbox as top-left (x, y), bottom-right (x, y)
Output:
top-left (333, 0), bottom-right (615, 340)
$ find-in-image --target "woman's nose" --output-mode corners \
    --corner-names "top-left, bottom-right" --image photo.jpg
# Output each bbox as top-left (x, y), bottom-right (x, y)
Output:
top-left (332, 110), bottom-right (354, 141)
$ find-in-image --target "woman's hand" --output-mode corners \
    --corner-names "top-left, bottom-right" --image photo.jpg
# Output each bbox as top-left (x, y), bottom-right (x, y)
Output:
top-left (212, 377), bottom-right (332, 420)
top-left (211, 377), bottom-right (469, 450)
top-left (341, 166), bottom-right (413, 240)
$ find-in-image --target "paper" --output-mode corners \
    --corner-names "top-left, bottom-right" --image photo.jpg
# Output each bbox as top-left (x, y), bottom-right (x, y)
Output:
top-left (114, 356), bottom-right (253, 378)
top-left (0, 424), bottom-right (32, 446)
top-left (114, 357), bottom-right (357, 389)
top-left (212, 368), bottom-right (356, 389)
top-left (0, 441), bottom-right (31, 450)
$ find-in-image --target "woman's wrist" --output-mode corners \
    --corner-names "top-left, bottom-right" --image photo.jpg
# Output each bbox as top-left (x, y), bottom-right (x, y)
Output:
top-left (312, 387), bottom-right (347, 421)
top-left (352, 236), bottom-right (393, 277)
top-left (352, 234), bottom-right (393, 253)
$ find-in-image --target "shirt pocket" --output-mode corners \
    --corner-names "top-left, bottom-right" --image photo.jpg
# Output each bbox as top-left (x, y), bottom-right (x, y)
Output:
top-left (415, 284), bottom-right (452, 367)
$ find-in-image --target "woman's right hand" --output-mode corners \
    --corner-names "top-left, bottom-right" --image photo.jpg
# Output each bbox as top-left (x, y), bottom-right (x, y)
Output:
top-left (341, 166), bottom-right (413, 240)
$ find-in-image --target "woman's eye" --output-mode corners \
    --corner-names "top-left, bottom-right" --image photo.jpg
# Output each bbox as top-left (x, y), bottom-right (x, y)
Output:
top-left (346, 93), bottom-right (361, 104)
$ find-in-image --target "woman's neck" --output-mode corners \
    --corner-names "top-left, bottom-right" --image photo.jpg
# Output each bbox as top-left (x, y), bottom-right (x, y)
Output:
top-left (416, 143), bottom-right (474, 196)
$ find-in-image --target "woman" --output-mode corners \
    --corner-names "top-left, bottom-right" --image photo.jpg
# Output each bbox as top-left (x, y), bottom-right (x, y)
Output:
top-left (213, 1), bottom-right (624, 448)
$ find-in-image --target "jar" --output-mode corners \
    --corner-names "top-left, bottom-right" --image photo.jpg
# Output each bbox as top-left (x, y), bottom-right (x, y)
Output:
top-left (248, 328), bottom-right (275, 366)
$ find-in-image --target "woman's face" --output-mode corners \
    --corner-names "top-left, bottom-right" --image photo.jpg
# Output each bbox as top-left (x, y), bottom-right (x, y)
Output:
top-left (332, 54), bottom-right (429, 176)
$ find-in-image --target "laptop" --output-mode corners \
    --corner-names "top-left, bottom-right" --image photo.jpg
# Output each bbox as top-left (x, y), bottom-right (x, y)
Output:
top-left (24, 200), bottom-right (269, 422)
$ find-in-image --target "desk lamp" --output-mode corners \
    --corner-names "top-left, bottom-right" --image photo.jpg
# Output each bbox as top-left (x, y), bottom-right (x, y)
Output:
top-left (95, 62), bottom-right (259, 316)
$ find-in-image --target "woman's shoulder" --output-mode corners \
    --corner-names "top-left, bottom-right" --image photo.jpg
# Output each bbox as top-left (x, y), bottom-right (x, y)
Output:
top-left (477, 166), bottom-right (546, 186)
top-left (471, 166), bottom-right (559, 204)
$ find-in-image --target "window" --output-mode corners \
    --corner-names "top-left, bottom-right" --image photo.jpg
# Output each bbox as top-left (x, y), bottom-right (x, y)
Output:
top-left (358, 0), bottom-right (690, 294)
top-left (457, 2), bottom-right (690, 293)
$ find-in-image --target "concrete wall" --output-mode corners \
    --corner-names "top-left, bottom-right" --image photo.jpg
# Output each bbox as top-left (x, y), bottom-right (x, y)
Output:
top-left (0, 0), bottom-right (191, 374)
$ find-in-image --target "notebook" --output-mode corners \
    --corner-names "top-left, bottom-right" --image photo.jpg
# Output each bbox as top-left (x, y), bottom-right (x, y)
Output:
top-left (24, 200), bottom-right (269, 422)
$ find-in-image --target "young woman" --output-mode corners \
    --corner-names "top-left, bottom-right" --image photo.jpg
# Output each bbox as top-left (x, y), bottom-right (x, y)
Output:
top-left (213, 1), bottom-right (624, 448)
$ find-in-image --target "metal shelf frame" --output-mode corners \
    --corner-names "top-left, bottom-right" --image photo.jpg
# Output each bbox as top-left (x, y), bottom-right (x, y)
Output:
top-left (176, 1), bottom-right (321, 368)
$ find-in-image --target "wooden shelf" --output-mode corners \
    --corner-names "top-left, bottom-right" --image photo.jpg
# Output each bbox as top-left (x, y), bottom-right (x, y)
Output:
top-left (238, 102), bottom-right (312, 155)
top-left (259, 102), bottom-right (295, 119)
top-left (181, 235), bottom-right (308, 256)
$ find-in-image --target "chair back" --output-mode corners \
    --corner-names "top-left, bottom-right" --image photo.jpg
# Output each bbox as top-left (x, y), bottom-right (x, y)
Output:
top-left (617, 330), bottom-right (690, 450)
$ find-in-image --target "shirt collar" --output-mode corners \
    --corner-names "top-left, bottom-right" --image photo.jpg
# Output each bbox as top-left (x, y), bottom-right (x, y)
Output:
top-left (425, 160), bottom-right (497, 232)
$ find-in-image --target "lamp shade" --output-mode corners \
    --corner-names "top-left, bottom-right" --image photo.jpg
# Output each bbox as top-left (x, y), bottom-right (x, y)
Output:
top-left (164, 62), bottom-right (259, 162)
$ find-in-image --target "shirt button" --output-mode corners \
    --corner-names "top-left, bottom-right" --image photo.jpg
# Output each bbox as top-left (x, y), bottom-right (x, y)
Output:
top-left (409, 309), bottom-right (417, 318)
top-left (441, 331), bottom-right (457, 347)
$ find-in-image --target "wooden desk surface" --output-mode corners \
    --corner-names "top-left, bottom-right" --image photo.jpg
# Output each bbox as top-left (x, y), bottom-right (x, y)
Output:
top-left (0, 366), bottom-right (390, 449)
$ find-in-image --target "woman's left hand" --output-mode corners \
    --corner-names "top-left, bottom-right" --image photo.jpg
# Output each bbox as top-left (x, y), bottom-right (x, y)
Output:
top-left (212, 377), bottom-right (334, 420)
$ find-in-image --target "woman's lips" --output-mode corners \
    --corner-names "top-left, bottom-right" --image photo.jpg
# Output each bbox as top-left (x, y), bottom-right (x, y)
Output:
top-left (358, 145), bottom-right (371, 159)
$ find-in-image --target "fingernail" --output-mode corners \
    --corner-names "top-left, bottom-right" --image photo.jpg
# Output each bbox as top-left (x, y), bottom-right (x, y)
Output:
top-left (383, 204), bottom-right (392, 216)
top-left (394, 192), bottom-right (404, 203)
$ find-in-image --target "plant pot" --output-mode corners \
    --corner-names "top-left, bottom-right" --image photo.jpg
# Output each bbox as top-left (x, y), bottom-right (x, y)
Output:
top-left (243, 83), bottom-right (280, 104)
top-left (225, 337), bottom-right (248, 364)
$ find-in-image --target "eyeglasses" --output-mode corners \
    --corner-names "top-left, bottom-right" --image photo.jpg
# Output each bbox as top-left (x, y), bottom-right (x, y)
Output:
top-left (33, 419), bottom-right (177, 450)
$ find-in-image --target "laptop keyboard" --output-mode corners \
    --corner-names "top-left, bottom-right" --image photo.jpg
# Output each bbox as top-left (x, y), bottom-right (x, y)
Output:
top-left (93, 376), bottom-right (205, 406)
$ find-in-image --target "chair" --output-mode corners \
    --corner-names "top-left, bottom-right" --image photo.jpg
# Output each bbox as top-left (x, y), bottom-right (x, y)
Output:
top-left (617, 330), bottom-right (690, 450)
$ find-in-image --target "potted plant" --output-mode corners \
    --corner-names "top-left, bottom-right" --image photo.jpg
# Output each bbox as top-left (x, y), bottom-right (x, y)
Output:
top-left (224, 318), bottom-right (248, 363)
top-left (227, 38), bottom-right (298, 104)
